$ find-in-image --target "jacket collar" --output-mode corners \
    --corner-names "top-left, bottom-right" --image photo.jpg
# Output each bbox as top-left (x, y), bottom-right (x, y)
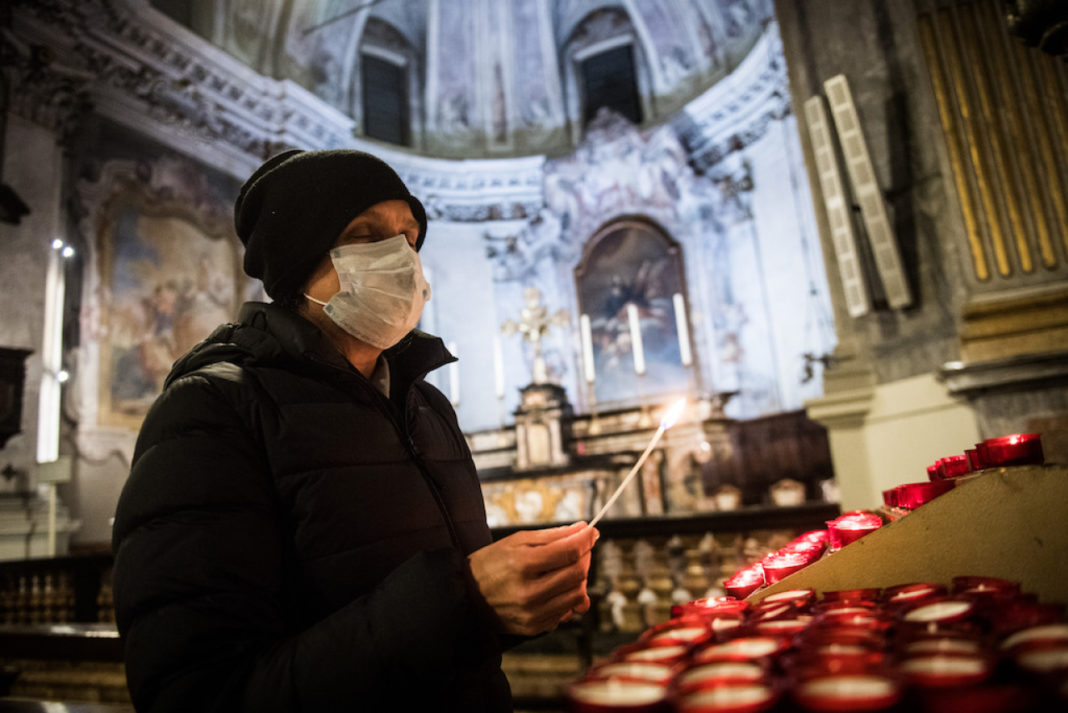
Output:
top-left (235, 301), bottom-right (455, 386)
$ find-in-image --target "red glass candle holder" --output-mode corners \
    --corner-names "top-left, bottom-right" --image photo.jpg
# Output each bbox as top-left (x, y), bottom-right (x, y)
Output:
top-left (641, 617), bottom-right (713, 648)
top-left (693, 636), bottom-right (792, 663)
top-left (673, 597), bottom-right (750, 620)
top-left (673, 661), bottom-right (768, 693)
top-left (1011, 642), bottom-right (1068, 675)
top-left (754, 617), bottom-right (811, 636)
top-left (724, 566), bottom-right (765, 600)
top-left (895, 480), bottom-right (954, 509)
top-left (936, 455), bottom-right (970, 479)
top-left (898, 653), bottom-right (994, 688)
top-left (759, 588), bottom-right (816, 608)
top-left (899, 597), bottom-right (978, 627)
top-left (827, 513), bottom-right (882, 550)
top-left (999, 623), bottom-right (1068, 655)
top-left (980, 433), bottom-right (1043, 467)
top-left (674, 681), bottom-right (780, 713)
top-left (586, 661), bottom-right (677, 686)
top-left (619, 643), bottom-right (691, 667)
top-left (792, 673), bottom-right (901, 712)
top-left (965, 448), bottom-right (983, 471)
top-left (762, 552), bottom-right (810, 584)
top-left (882, 582), bottom-right (946, 607)
top-left (951, 576), bottom-right (1019, 596)
top-left (567, 679), bottom-right (670, 712)
top-left (822, 588), bottom-right (881, 603)
top-left (902, 636), bottom-right (984, 657)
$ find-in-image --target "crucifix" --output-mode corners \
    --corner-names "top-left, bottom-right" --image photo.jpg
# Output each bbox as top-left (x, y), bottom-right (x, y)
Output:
top-left (501, 286), bottom-right (569, 385)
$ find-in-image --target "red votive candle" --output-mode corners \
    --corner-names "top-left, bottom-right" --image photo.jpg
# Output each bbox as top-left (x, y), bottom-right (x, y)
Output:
top-left (1012, 643), bottom-right (1068, 675)
top-left (754, 617), bottom-right (811, 636)
top-left (674, 661), bottom-right (767, 691)
top-left (895, 480), bottom-right (954, 509)
top-left (674, 681), bottom-right (779, 713)
top-left (620, 644), bottom-right (691, 667)
top-left (586, 662), bottom-right (677, 686)
top-left (762, 552), bottom-right (809, 584)
top-left (760, 588), bottom-right (816, 608)
top-left (724, 566), bottom-right (765, 600)
top-left (694, 637), bottom-right (792, 663)
top-left (979, 433), bottom-right (1043, 467)
top-left (641, 618), bottom-right (713, 648)
top-left (965, 448), bottom-right (983, 471)
top-left (900, 597), bottom-right (977, 626)
top-left (827, 513), bottom-right (882, 549)
top-left (567, 679), bottom-right (670, 712)
top-left (883, 583), bottom-right (946, 607)
top-left (898, 653), bottom-right (994, 688)
top-left (951, 576), bottom-right (1019, 596)
top-left (1000, 623), bottom-right (1068, 654)
top-left (674, 597), bottom-right (750, 619)
top-left (926, 463), bottom-right (940, 481)
top-left (822, 588), bottom-right (881, 603)
top-left (903, 636), bottom-right (983, 657)
top-left (793, 673), bottom-right (901, 712)
top-left (937, 455), bottom-right (970, 479)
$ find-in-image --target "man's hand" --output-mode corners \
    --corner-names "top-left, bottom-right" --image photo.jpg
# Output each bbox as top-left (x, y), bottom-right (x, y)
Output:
top-left (468, 521), bottom-right (599, 637)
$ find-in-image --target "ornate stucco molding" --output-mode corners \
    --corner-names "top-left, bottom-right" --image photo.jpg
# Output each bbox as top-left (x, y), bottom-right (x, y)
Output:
top-left (675, 23), bottom-right (792, 174)
top-left (11, 0), bottom-right (354, 175)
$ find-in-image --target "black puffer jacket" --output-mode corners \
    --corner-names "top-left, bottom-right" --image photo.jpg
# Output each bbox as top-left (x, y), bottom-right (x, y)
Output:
top-left (112, 302), bottom-right (511, 712)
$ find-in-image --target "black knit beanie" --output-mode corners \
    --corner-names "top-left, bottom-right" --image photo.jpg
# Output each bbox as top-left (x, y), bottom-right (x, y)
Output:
top-left (234, 149), bottom-right (428, 300)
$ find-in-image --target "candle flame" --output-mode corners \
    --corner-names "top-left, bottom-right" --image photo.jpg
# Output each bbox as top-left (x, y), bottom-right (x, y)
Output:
top-left (659, 398), bottom-right (687, 430)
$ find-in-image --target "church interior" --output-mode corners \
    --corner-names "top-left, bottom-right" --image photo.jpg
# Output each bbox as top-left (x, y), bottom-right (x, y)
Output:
top-left (1, 0), bottom-right (1067, 710)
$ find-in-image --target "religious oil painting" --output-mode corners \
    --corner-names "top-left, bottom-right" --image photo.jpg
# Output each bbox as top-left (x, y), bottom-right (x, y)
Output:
top-left (97, 191), bottom-right (241, 428)
top-left (576, 219), bottom-right (693, 406)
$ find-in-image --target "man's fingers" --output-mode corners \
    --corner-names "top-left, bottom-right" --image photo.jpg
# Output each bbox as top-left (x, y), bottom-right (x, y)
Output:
top-left (519, 526), bottom-right (598, 576)
top-left (517, 521), bottom-right (588, 546)
top-left (523, 552), bottom-right (591, 605)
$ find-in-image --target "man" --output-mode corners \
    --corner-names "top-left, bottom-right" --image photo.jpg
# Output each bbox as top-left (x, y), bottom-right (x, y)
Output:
top-left (112, 149), bottom-right (598, 712)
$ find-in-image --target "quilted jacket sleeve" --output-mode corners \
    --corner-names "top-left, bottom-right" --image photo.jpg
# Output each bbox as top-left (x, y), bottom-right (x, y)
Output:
top-left (112, 373), bottom-right (505, 713)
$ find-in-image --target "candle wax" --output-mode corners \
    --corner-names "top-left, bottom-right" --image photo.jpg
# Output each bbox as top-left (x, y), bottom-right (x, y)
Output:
top-left (625, 645), bottom-right (687, 662)
top-left (678, 662), bottom-right (764, 685)
top-left (1016, 646), bottom-right (1068, 673)
top-left (595, 662), bottom-right (673, 682)
top-left (700, 637), bottom-right (784, 659)
top-left (904, 600), bottom-right (972, 622)
top-left (799, 674), bottom-right (897, 699)
top-left (900, 655), bottom-right (988, 676)
top-left (1000, 623), bottom-right (1068, 651)
top-left (570, 679), bottom-right (666, 705)
top-left (649, 626), bottom-right (707, 643)
top-left (680, 684), bottom-right (773, 708)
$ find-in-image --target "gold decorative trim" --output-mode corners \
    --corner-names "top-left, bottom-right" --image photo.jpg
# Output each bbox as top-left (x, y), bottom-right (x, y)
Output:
top-left (918, 15), bottom-right (989, 281)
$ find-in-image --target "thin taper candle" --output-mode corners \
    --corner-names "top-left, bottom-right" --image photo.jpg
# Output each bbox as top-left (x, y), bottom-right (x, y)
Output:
top-left (627, 303), bottom-right (646, 376)
top-left (580, 314), bottom-right (595, 384)
top-left (589, 398), bottom-right (686, 527)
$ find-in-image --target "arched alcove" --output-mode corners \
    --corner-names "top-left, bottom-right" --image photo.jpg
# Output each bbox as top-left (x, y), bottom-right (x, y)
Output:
top-left (574, 217), bottom-right (695, 406)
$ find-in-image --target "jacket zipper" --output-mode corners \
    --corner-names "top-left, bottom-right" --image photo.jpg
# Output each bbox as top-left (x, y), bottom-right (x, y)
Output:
top-left (309, 354), bottom-right (464, 552)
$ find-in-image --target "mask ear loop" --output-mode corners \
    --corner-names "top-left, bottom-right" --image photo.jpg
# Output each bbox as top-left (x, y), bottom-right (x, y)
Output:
top-left (304, 293), bottom-right (328, 307)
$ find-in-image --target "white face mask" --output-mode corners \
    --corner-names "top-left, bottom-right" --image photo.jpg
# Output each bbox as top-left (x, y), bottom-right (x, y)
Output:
top-left (305, 234), bottom-right (431, 349)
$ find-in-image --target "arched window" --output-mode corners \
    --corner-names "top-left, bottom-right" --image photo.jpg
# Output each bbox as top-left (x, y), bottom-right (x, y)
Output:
top-left (355, 18), bottom-right (420, 147)
top-left (574, 219), bottom-right (694, 406)
top-left (560, 9), bottom-right (652, 144)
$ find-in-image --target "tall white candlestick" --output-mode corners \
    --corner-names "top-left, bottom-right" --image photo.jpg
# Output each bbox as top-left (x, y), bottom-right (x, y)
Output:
top-left (37, 240), bottom-right (66, 464)
top-left (448, 341), bottom-right (460, 407)
top-left (673, 293), bottom-right (693, 367)
top-left (579, 314), bottom-right (596, 384)
top-left (627, 303), bottom-right (646, 376)
top-left (590, 398), bottom-right (686, 527)
top-left (492, 335), bottom-right (505, 399)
